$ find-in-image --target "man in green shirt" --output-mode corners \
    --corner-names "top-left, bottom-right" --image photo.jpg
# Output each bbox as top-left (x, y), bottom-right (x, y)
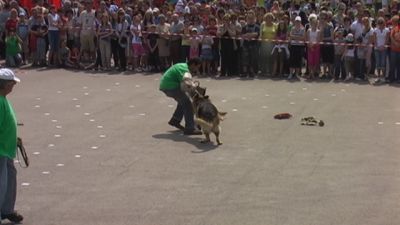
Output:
top-left (159, 58), bottom-right (202, 135)
top-left (0, 68), bottom-right (24, 224)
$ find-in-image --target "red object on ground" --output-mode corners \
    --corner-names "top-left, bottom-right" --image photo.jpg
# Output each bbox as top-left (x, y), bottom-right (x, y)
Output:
top-left (274, 113), bottom-right (293, 120)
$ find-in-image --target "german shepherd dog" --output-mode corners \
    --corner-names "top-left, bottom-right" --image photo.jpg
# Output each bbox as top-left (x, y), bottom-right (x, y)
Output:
top-left (192, 93), bottom-right (227, 145)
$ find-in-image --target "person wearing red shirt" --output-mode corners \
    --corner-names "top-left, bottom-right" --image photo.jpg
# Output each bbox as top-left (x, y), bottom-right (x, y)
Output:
top-left (5, 8), bottom-right (18, 36)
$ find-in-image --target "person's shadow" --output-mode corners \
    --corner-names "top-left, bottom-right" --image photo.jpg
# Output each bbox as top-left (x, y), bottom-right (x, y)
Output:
top-left (152, 131), bottom-right (219, 153)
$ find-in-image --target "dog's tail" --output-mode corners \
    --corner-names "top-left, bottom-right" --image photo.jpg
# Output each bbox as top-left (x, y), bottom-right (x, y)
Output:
top-left (218, 112), bottom-right (227, 121)
top-left (195, 118), bottom-right (213, 129)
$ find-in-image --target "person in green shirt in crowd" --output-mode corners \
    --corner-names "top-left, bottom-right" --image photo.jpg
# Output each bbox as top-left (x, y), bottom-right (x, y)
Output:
top-left (0, 68), bottom-right (24, 224)
top-left (159, 58), bottom-right (202, 135)
top-left (5, 29), bottom-right (22, 68)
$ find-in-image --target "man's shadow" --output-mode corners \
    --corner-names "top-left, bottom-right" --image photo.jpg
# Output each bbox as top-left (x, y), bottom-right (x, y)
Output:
top-left (152, 131), bottom-right (219, 153)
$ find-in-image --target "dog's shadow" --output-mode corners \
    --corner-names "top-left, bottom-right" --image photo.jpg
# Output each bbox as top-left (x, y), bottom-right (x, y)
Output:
top-left (152, 131), bottom-right (219, 153)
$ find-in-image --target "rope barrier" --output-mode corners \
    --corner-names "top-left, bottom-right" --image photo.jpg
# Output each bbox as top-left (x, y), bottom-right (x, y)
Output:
top-left (44, 25), bottom-right (387, 48)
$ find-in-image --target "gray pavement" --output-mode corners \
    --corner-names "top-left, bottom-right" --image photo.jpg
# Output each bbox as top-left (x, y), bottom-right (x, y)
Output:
top-left (5, 68), bottom-right (400, 225)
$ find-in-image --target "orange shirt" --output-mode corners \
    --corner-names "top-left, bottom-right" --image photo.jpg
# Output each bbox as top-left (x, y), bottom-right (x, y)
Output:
top-left (391, 25), bottom-right (400, 52)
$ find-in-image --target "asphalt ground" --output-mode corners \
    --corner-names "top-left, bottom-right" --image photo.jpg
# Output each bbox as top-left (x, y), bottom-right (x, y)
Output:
top-left (4, 67), bottom-right (400, 225)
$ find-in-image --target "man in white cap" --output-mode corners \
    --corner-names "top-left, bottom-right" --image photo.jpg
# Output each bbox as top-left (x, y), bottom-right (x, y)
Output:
top-left (0, 68), bottom-right (23, 224)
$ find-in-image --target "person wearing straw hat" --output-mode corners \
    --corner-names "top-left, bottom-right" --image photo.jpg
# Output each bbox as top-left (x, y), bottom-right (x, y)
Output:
top-left (0, 68), bottom-right (23, 224)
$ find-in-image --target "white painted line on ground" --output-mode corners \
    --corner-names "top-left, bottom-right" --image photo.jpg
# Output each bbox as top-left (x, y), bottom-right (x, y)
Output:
top-left (84, 113), bottom-right (91, 116)
top-left (48, 144), bottom-right (55, 147)
top-left (378, 122), bottom-right (384, 125)
top-left (115, 82), bottom-right (120, 85)
top-left (265, 94), bottom-right (270, 97)
top-left (135, 85), bottom-right (141, 88)
top-left (302, 87), bottom-right (308, 90)
top-left (395, 122), bottom-right (400, 125)
top-left (84, 92), bottom-right (89, 96)
top-left (241, 97), bottom-right (247, 100)
top-left (129, 105), bottom-right (135, 108)
top-left (313, 98), bottom-right (319, 101)
top-left (34, 105), bottom-right (40, 108)
top-left (57, 91), bottom-right (62, 94)
top-left (42, 171), bottom-right (50, 175)
top-left (221, 99), bottom-right (227, 103)
top-left (290, 102), bottom-right (295, 105)
top-left (106, 89), bottom-right (111, 92)
top-left (99, 134), bottom-right (106, 138)
top-left (91, 146), bottom-right (99, 149)
top-left (56, 163), bottom-right (64, 167)
top-left (262, 106), bottom-right (268, 109)
top-left (56, 125), bottom-right (62, 129)
top-left (83, 86), bottom-right (88, 89)
top-left (168, 105), bottom-right (174, 108)
top-left (33, 152), bottom-right (40, 155)
top-left (72, 98), bottom-right (78, 101)
top-left (54, 134), bottom-right (61, 138)
top-left (75, 104), bottom-right (81, 108)
top-left (44, 113), bottom-right (50, 116)
top-left (97, 125), bottom-right (103, 129)
top-left (21, 183), bottom-right (30, 186)
top-left (75, 155), bottom-right (81, 158)
top-left (36, 97), bottom-right (41, 100)
top-left (232, 109), bottom-right (238, 112)
top-left (139, 113), bottom-right (146, 116)
top-left (90, 119), bottom-right (95, 122)
top-left (51, 119), bottom-right (58, 123)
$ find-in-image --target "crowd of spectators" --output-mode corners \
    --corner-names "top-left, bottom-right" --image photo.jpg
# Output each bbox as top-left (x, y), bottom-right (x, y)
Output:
top-left (1, 0), bottom-right (400, 83)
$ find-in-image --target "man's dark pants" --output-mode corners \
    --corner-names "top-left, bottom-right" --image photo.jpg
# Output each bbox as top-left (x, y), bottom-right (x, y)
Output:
top-left (161, 88), bottom-right (195, 130)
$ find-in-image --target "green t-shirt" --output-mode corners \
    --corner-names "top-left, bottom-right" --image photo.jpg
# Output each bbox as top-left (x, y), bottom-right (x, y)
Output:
top-left (159, 63), bottom-right (189, 90)
top-left (0, 96), bottom-right (17, 159)
top-left (5, 36), bottom-right (20, 57)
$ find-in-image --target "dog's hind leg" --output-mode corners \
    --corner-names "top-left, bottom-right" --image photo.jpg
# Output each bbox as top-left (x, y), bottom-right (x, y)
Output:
top-left (200, 132), bottom-right (211, 143)
top-left (215, 126), bottom-right (222, 145)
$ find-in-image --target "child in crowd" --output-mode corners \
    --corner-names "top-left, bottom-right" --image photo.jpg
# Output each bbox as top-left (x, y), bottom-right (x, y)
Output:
top-left (334, 29), bottom-right (346, 80)
top-left (146, 24), bottom-right (160, 72)
top-left (343, 33), bottom-right (356, 81)
top-left (59, 40), bottom-right (75, 68)
top-left (306, 14), bottom-right (320, 80)
top-left (5, 29), bottom-right (23, 67)
top-left (373, 17), bottom-right (389, 83)
top-left (189, 28), bottom-right (200, 59)
top-left (130, 15), bottom-right (145, 72)
top-left (17, 12), bottom-right (29, 65)
top-left (200, 29), bottom-right (214, 76)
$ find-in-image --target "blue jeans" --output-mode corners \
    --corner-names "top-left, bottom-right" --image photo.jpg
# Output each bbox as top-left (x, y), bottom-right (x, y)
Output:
top-left (389, 51), bottom-right (400, 81)
top-left (375, 49), bottom-right (387, 70)
top-left (48, 30), bottom-right (60, 52)
top-left (161, 88), bottom-right (195, 130)
top-left (0, 157), bottom-right (17, 217)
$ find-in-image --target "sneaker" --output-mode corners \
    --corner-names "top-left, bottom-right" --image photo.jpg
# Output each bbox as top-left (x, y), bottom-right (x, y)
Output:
top-left (2, 212), bottom-right (23, 223)
top-left (183, 129), bottom-right (202, 135)
top-left (288, 73), bottom-right (293, 80)
top-left (168, 120), bottom-right (184, 130)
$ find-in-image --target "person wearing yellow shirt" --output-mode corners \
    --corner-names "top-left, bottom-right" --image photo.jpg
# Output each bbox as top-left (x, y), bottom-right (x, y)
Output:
top-left (259, 13), bottom-right (276, 76)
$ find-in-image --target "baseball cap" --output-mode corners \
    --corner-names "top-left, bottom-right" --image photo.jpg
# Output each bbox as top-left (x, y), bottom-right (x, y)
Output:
top-left (0, 68), bottom-right (20, 82)
top-left (295, 16), bottom-right (301, 21)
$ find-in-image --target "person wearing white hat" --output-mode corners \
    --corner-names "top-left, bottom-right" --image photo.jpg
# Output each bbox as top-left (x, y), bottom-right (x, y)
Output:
top-left (0, 68), bottom-right (23, 224)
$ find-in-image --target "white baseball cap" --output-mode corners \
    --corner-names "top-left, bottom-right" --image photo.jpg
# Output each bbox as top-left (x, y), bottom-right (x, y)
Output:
top-left (295, 16), bottom-right (301, 21)
top-left (0, 68), bottom-right (20, 82)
